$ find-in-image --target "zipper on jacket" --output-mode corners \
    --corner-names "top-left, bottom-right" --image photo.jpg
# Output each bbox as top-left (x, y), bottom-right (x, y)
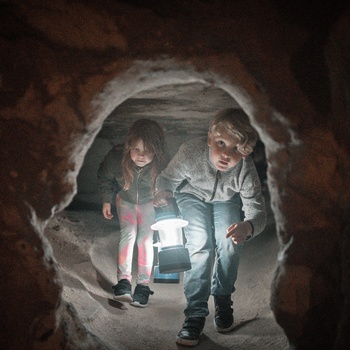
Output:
top-left (209, 170), bottom-right (221, 201)
top-left (135, 167), bottom-right (142, 205)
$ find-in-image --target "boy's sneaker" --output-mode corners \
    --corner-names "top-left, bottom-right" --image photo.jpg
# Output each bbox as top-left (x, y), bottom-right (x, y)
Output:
top-left (112, 279), bottom-right (132, 302)
top-left (213, 295), bottom-right (234, 333)
top-left (176, 317), bottom-right (205, 347)
top-left (130, 284), bottom-right (154, 308)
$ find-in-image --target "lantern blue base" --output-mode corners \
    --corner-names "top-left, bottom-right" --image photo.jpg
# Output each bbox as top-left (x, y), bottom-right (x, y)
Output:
top-left (153, 265), bottom-right (180, 283)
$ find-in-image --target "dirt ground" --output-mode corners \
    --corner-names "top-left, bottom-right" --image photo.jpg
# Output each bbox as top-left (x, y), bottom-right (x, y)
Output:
top-left (45, 192), bottom-right (289, 350)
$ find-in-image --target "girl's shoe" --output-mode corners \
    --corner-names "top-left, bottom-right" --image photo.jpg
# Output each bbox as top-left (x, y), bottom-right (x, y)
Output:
top-left (130, 284), bottom-right (154, 308)
top-left (112, 279), bottom-right (132, 302)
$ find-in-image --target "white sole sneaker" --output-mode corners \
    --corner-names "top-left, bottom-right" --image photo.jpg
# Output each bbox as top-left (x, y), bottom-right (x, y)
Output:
top-left (213, 318), bottom-right (234, 333)
top-left (130, 300), bottom-right (148, 308)
top-left (113, 294), bottom-right (133, 303)
top-left (175, 336), bottom-right (199, 347)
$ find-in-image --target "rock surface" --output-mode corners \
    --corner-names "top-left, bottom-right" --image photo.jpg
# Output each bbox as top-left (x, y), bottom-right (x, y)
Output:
top-left (1, 1), bottom-right (350, 349)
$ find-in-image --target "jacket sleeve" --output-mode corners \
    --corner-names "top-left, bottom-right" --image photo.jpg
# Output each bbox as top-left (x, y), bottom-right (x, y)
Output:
top-left (97, 148), bottom-right (123, 204)
top-left (239, 158), bottom-right (267, 237)
top-left (155, 143), bottom-right (189, 193)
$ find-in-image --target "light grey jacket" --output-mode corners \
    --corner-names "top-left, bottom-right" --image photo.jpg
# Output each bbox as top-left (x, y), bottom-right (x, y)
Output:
top-left (155, 137), bottom-right (267, 236)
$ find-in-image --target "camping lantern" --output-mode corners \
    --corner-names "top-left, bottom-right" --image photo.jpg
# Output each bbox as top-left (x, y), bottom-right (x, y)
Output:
top-left (151, 199), bottom-right (191, 274)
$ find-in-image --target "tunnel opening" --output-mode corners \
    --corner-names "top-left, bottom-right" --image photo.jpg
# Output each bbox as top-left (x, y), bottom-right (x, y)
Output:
top-left (44, 80), bottom-right (287, 349)
top-left (2, 1), bottom-right (349, 348)
top-left (69, 82), bottom-right (268, 211)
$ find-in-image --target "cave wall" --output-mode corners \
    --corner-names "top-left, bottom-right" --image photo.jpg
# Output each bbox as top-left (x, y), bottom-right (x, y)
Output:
top-left (1, 0), bottom-right (350, 349)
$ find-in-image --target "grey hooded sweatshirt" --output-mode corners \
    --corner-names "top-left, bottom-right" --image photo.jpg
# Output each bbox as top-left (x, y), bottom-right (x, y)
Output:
top-left (155, 136), bottom-right (267, 236)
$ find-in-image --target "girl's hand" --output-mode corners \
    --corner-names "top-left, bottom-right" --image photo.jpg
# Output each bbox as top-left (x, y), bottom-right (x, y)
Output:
top-left (102, 203), bottom-right (113, 219)
top-left (153, 191), bottom-right (173, 207)
top-left (226, 221), bottom-right (253, 244)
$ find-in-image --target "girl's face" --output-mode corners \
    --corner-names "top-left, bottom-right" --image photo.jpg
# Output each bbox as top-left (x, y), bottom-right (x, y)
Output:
top-left (130, 139), bottom-right (155, 167)
top-left (208, 130), bottom-right (245, 171)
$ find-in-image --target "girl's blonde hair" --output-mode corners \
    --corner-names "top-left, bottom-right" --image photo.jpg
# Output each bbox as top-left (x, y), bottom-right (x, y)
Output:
top-left (209, 108), bottom-right (258, 156)
top-left (122, 119), bottom-right (166, 191)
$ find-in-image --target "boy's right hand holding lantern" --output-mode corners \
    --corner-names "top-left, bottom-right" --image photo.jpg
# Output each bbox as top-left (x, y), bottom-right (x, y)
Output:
top-left (153, 191), bottom-right (174, 207)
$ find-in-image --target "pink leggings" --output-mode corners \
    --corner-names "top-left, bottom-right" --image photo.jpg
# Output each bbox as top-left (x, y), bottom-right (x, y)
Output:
top-left (116, 196), bottom-right (155, 285)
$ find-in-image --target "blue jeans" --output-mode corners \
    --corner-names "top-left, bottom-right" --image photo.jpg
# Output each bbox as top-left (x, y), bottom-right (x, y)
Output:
top-left (176, 192), bottom-right (243, 318)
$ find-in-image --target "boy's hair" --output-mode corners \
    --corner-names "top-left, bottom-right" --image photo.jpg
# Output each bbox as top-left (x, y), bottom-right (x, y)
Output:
top-left (122, 118), bottom-right (166, 191)
top-left (209, 108), bottom-right (258, 156)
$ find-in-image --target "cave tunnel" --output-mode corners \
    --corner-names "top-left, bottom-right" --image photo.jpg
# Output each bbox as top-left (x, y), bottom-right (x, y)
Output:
top-left (1, 1), bottom-right (350, 350)
top-left (46, 82), bottom-right (280, 349)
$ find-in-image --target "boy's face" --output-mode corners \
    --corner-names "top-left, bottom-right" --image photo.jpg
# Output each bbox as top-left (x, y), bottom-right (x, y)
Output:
top-left (130, 139), bottom-right (155, 167)
top-left (207, 130), bottom-right (245, 171)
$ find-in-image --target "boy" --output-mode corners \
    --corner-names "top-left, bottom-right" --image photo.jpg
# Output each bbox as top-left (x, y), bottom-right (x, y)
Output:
top-left (153, 108), bottom-right (267, 346)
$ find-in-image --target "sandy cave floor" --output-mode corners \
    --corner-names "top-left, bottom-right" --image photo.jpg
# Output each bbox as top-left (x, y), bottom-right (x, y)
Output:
top-left (45, 192), bottom-right (289, 350)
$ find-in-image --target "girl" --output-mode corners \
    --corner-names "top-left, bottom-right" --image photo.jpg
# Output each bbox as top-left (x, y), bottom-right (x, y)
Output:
top-left (97, 119), bottom-right (167, 307)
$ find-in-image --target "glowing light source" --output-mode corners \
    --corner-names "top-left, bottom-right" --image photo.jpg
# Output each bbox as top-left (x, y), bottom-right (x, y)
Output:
top-left (151, 199), bottom-right (191, 274)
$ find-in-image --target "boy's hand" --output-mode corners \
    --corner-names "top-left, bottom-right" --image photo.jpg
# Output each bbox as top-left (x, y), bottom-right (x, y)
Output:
top-left (102, 203), bottom-right (113, 219)
top-left (153, 191), bottom-right (173, 207)
top-left (226, 221), bottom-right (253, 244)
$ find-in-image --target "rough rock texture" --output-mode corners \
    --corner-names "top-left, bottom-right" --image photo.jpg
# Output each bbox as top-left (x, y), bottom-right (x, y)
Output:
top-left (1, 0), bottom-right (350, 349)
